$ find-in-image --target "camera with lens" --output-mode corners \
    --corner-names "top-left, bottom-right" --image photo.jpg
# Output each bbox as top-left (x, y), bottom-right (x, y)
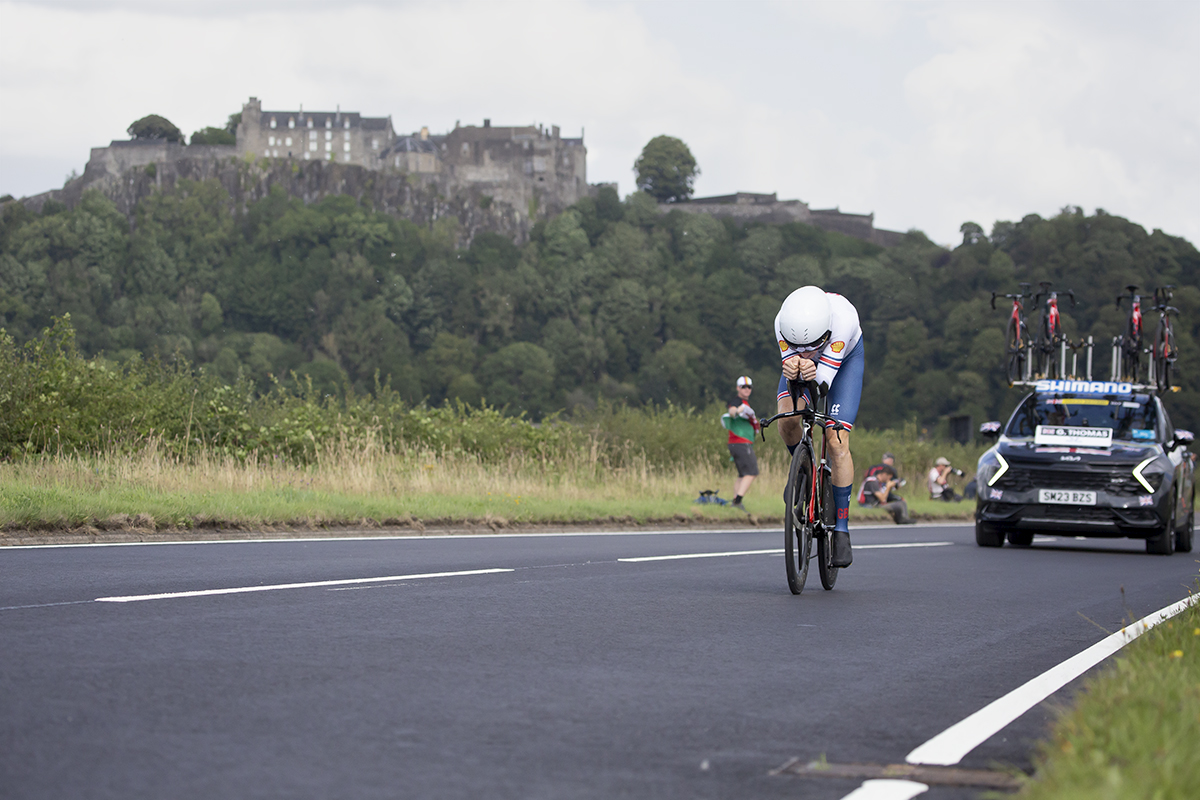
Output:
top-left (950, 467), bottom-right (965, 477)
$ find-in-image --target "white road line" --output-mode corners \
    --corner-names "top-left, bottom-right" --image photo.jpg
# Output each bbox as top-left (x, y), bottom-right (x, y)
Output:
top-left (619, 549), bottom-right (783, 562)
top-left (841, 780), bottom-right (929, 800)
top-left (620, 542), bottom-right (952, 563)
top-left (904, 592), bottom-right (1200, 766)
top-left (93, 568), bottom-right (513, 603)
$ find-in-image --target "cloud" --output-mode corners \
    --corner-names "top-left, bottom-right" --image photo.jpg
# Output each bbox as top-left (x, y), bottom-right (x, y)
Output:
top-left (1, 0), bottom-right (1196, 246)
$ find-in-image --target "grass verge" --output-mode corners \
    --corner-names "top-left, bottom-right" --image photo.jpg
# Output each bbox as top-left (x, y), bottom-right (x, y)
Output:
top-left (0, 444), bottom-right (971, 537)
top-left (1015, 589), bottom-right (1200, 800)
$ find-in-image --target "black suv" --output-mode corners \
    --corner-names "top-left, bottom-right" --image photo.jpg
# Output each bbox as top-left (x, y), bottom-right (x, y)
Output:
top-left (975, 380), bottom-right (1195, 554)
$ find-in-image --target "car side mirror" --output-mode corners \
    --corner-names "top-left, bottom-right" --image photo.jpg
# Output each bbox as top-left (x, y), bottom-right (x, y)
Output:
top-left (979, 421), bottom-right (1002, 440)
top-left (1170, 429), bottom-right (1194, 451)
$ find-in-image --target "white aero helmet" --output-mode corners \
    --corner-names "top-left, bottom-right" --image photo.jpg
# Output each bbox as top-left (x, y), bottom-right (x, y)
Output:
top-left (777, 286), bottom-right (832, 350)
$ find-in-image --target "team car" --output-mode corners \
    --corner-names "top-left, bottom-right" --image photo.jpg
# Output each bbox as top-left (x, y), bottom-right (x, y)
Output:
top-left (975, 379), bottom-right (1195, 554)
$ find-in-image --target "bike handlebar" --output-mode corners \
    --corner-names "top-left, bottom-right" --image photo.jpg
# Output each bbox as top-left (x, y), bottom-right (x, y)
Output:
top-left (760, 379), bottom-right (848, 441)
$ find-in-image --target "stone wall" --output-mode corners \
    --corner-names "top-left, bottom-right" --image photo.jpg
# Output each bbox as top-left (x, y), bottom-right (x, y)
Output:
top-left (659, 192), bottom-right (904, 247)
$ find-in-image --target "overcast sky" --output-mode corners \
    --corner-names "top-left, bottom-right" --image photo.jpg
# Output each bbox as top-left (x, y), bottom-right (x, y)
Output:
top-left (1, 0), bottom-right (1197, 246)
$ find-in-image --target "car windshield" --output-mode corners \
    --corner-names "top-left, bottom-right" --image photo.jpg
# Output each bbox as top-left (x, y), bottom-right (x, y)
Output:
top-left (1005, 394), bottom-right (1158, 442)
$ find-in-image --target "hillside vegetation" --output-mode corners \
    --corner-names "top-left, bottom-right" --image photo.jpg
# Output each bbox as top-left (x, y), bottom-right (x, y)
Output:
top-left (2, 185), bottom-right (1197, 431)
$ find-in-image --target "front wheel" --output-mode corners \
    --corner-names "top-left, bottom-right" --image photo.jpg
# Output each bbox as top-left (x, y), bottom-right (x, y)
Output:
top-left (1174, 496), bottom-right (1193, 554)
top-left (784, 445), bottom-right (814, 594)
top-left (1005, 318), bottom-right (1026, 385)
top-left (1146, 503), bottom-right (1174, 555)
top-left (1153, 321), bottom-right (1175, 394)
top-left (976, 520), bottom-right (1005, 547)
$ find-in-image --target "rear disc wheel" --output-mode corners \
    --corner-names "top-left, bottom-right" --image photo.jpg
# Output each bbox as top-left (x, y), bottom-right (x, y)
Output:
top-left (817, 531), bottom-right (839, 590)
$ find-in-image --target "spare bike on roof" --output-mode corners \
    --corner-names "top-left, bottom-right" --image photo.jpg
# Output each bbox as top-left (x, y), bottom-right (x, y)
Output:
top-left (1149, 286), bottom-right (1179, 394)
top-left (1033, 282), bottom-right (1075, 380)
top-left (1115, 285), bottom-right (1145, 384)
top-left (992, 282), bottom-right (1034, 385)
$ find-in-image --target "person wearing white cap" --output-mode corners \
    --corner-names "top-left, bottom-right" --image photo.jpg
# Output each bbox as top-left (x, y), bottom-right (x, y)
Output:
top-left (928, 456), bottom-right (960, 501)
top-left (721, 376), bottom-right (759, 512)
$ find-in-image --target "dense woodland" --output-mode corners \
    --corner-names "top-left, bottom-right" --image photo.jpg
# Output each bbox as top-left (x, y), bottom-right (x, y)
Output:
top-left (2, 182), bottom-right (1198, 432)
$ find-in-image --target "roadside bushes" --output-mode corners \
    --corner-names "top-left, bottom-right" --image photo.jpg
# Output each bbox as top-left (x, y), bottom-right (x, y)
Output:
top-left (0, 316), bottom-right (585, 464)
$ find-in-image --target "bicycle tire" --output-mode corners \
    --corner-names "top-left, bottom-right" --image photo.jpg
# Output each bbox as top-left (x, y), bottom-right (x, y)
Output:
top-left (1004, 317), bottom-right (1024, 385)
top-left (1120, 341), bottom-right (1140, 384)
top-left (1154, 319), bottom-right (1175, 393)
top-left (817, 530), bottom-right (839, 590)
top-left (783, 444), bottom-right (814, 595)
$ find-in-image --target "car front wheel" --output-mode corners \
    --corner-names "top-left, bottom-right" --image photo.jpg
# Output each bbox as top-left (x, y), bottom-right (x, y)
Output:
top-left (976, 520), bottom-right (1005, 547)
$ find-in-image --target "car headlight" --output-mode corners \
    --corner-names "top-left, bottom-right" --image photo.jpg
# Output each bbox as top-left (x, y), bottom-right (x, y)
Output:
top-left (977, 450), bottom-right (1009, 487)
top-left (1133, 457), bottom-right (1168, 493)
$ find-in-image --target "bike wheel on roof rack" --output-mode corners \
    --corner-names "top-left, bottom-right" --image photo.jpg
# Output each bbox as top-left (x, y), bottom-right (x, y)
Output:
top-left (1154, 320), bottom-right (1175, 394)
top-left (1004, 318), bottom-right (1025, 385)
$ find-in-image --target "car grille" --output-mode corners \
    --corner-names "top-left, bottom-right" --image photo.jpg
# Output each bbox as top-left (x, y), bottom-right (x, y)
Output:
top-left (994, 466), bottom-right (1147, 496)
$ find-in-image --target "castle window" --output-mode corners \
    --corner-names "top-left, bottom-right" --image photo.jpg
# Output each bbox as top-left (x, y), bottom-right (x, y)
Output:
top-left (288, 118), bottom-right (295, 129)
top-left (395, 156), bottom-right (400, 167)
top-left (270, 118), bottom-right (277, 129)
top-left (325, 142), bottom-right (332, 152)
top-left (325, 131), bottom-right (331, 141)
top-left (310, 141), bottom-right (317, 152)
top-left (344, 119), bottom-right (350, 129)
top-left (285, 137), bottom-right (292, 146)
top-left (307, 119), bottom-right (313, 128)
top-left (461, 143), bottom-right (469, 155)
top-left (343, 153), bottom-right (350, 161)
top-left (325, 119), bottom-right (332, 129)
top-left (326, 153), bottom-right (332, 161)
top-left (372, 138), bottom-right (379, 150)
top-left (268, 136), bottom-right (275, 146)
top-left (343, 141), bottom-right (350, 152)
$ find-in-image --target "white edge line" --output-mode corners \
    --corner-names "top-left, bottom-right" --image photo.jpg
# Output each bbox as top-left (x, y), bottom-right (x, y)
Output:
top-left (841, 779), bottom-right (929, 800)
top-left (620, 542), bottom-right (953, 563)
top-left (620, 549), bottom-right (783, 562)
top-left (0, 523), bottom-right (974, 550)
top-left (94, 568), bottom-right (513, 603)
top-left (904, 592), bottom-right (1200, 766)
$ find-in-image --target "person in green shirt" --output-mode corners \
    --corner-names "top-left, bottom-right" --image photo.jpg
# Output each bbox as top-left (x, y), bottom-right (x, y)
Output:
top-left (722, 376), bottom-right (759, 512)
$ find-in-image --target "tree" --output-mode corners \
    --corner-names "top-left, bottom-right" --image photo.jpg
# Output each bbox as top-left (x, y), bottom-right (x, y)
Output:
top-left (634, 136), bottom-right (699, 203)
top-left (190, 127), bottom-right (235, 145)
top-left (127, 115), bottom-right (183, 143)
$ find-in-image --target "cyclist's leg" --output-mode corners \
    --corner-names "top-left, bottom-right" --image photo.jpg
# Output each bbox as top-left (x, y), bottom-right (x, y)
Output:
top-left (823, 339), bottom-right (864, 565)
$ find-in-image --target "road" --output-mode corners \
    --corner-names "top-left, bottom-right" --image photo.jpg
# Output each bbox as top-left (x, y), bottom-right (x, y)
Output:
top-left (1, 524), bottom-right (1195, 799)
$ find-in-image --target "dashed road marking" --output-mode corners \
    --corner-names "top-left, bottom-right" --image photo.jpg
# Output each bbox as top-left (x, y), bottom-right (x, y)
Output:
top-left (94, 568), bottom-right (513, 603)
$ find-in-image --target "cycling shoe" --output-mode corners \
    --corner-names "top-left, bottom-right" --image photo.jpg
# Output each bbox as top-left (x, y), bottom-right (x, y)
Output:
top-left (831, 530), bottom-right (853, 567)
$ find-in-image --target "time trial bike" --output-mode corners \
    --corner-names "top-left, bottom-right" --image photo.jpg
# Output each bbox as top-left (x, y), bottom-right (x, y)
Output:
top-left (1151, 286), bottom-right (1179, 393)
top-left (1115, 285), bottom-right (1144, 383)
top-left (761, 379), bottom-right (848, 595)
top-left (992, 282), bottom-right (1034, 385)
top-left (1033, 282), bottom-right (1074, 379)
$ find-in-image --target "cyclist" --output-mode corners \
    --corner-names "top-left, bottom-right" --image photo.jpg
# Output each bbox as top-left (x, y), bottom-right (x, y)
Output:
top-left (774, 286), bottom-right (864, 567)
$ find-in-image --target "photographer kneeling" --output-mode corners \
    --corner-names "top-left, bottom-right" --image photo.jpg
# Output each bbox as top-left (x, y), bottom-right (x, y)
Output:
top-left (858, 453), bottom-right (915, 524)
top-left (928, 456), bottom-right (964, 502)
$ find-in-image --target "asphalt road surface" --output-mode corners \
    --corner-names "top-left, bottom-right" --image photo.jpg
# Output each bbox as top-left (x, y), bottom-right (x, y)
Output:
top-left (2, 523), bottom-right (1196, 799)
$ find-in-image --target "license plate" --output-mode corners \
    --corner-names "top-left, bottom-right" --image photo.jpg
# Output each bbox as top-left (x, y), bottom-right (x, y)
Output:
top-left (1039, 489), bottom-right (1096, 506)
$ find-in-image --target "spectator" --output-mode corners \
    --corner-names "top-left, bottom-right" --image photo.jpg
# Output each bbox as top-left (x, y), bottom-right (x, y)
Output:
top-left (858, 453), bottom-right (914, 524)
top-left (928, 457), bottom-right (962, 502)
top-left (721, 376), bottom-right (759, 512)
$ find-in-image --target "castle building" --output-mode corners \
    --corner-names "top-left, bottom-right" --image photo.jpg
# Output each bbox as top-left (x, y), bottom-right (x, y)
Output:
top-left (18, 97), bottom-right (897, 248)
top-left (238, 97), bottom-right (397, 167)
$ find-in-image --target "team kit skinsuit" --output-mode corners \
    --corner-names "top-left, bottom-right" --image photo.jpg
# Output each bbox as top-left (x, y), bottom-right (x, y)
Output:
top-left (774, 288), bottom-right (864, 566)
